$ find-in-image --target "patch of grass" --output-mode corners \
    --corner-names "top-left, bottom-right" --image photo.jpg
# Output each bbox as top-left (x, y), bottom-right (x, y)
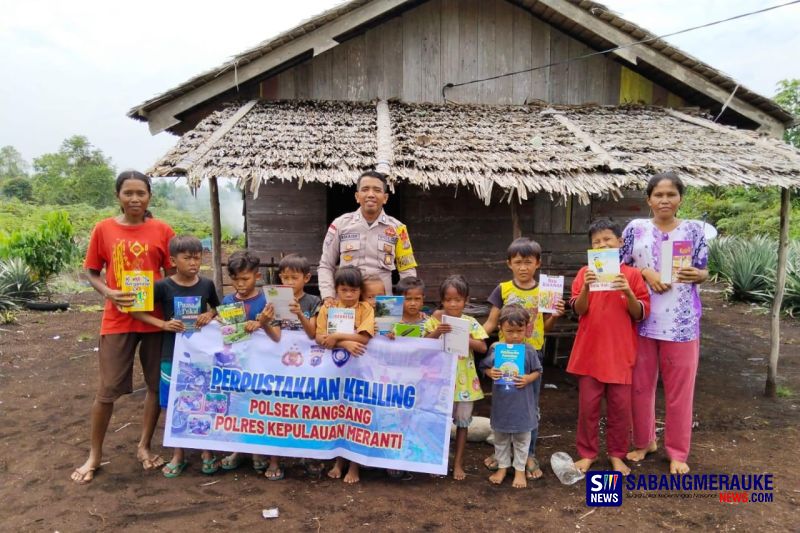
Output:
top-left (776, 386), bottom-right (792, 398)
top-left (77, 304), bottom-right (104, 313)
top-left (78, 333), bottom-right (93, 342)
top-left (48, 272), bottom-right (92, 295)
top-left (0, 310), bottom-right (16, 324)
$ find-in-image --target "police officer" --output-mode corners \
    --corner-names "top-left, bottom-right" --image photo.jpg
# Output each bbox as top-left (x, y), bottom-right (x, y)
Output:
top-left (318, 171), bottom-right (417, 304)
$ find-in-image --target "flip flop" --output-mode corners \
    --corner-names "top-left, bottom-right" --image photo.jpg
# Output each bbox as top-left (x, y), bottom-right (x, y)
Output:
top-left (252, 458), bottom-right (268, 472)
top-left (71, 467), bottom-right (97, 485)
top-left (525, 457), bottom-right (543, 480)
top-left (484, 455), bottom-right (499, 472)
top-left (386, 469), bottom-right (404, 479)
top-left (221, 453), bottom-right (242, 471)
top-left (264, 466), bottom-right (284, 481)
top-left (303, 460), bottom-right (325, 478)
top-left (163, 461), bottom-right (189, 478)
top-left (141, 454), bottom-right (166, 471)
top-left (201, 456), bottom-right (220, 475)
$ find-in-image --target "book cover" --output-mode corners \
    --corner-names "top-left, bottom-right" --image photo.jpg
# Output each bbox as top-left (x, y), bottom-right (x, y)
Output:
top-left (660, 240), bottom-right (693, 284)
top-left (121, 270), bottom-right (154, 312)
top-left (375, 295), bottom-right (404, 335)
top-left (495, 343), bottom-right (526, 387)
top-left (327, 307), bottom-right (355, 335)
top-left (216, 302), bottom-right (250, 344)
top-left (538, 274), bottom-right (565, 313)
top-left (174, 296), bottom-right (202, 331)
top-left (393, 323), bottom-right (422, 338)
top-left (263, 285), bottom-right (294, 321)
top-left (587, 249), bottom-right (621, 291)
top-left (442, 314), bottom-right (470, 358)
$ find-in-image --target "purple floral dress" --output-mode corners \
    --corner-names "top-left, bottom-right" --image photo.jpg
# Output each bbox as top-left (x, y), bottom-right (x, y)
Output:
top-left (621, 219), bottom-right (708, 342)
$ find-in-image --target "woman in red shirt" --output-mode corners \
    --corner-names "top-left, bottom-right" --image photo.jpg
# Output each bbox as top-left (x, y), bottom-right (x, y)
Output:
top-left (71, 171), bottom-right (175, 484)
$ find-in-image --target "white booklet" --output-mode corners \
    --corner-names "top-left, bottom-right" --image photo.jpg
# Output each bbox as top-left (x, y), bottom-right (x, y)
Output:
top-left (327, 307), bottom-right (355, 335)
top-left (263, 285), bottom-right (294, 321)
top-left (442, 314), bottom-right (470, 358)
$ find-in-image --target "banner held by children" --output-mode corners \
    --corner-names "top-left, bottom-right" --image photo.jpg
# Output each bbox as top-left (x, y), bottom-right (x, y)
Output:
top-left (164, 323), bottom-right (457, 475)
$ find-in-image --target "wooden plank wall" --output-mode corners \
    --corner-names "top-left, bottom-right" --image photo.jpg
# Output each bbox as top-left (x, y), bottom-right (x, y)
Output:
top-left (258, 0), bottom-right (683, 106)
top-left (245, 180), bottom-right (328, 266)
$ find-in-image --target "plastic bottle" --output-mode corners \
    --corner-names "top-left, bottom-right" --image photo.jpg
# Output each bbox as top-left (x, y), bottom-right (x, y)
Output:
top-left (550, 452), bottom-right (585, 485)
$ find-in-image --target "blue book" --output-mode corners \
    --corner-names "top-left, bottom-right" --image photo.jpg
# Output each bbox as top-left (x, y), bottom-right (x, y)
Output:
top-left (495, 343), bottom-right (526, 387)
top-left (174, 296), bottom-right (202, 331)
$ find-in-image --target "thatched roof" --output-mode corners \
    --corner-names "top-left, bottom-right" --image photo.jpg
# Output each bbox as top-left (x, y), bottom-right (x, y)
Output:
top-left (149, 99), bottom-right (800, 204)
top-left (128, 0), bottom-right (795, 131)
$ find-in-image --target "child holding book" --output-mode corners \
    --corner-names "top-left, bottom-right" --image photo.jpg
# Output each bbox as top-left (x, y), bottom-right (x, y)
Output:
top-left (131, 235), bottom-right (220, 477)
top-left (568, 220), bottom-right (650, 475)
top-left (424, 275), bottom-right (488, 480)
top-left (316, 266), bottom-right (375, 483)
top-left (391, 276), bottom-right (428, 337)
top-left (479, 304), bottom-right (542, 488)
top-left (218, 250), bottom-right (282, 479)
top-left (276, 253), bottom-right (321, 339)
top-left (482, 237), bottom-right (564, 479)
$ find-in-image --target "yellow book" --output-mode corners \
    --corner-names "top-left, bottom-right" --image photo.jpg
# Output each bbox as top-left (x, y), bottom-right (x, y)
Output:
top-left (121, 270), bottom-right (154, 312)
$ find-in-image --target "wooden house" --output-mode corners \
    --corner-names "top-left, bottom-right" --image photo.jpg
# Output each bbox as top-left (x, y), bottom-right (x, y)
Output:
top-left (131, 0), bottom-right (800, 304)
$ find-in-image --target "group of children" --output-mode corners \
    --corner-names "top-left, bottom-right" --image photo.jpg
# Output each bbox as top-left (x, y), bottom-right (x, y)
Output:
top-left (138, 217), bottom-right (649, 488)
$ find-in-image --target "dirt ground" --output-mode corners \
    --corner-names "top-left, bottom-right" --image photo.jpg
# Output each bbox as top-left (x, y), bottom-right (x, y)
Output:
top-left (1, 284), bottom-right (799, 532)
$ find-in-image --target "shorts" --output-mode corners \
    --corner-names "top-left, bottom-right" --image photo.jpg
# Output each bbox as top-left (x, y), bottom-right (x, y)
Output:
top-left (159, 360), bottom-right (172, 409)
top-left (453, 401), bottom-right (474, 428)
top-left (96, 332), bottom-right (162, 403)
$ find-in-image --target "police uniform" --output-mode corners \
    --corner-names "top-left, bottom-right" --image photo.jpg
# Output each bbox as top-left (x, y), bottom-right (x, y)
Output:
top-left (318, 209), bottom-right (417, 300)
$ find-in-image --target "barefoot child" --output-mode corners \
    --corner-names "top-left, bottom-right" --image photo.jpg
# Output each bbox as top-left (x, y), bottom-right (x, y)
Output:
top-left (316, 266), bottom-right (375, 483)
top-left (424, 275), bottom-right (488, 481)
top-left (218, 251), bottom-right (282, 479)
top-left (482, 237), bottom-right (564, 480)
top-left (479, 304), bottom-right (542, 489)
top-left (568, 220), bottom-right (650, 475)
top-left (131, 235), bottom-right (220, 477)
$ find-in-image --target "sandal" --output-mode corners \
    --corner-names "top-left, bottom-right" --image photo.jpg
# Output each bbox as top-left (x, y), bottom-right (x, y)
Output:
top-left (264, 466), bottom-right (284, 481)
top-left (387, 469), bottom-right (404, 479)
top-left (483, 455), bottom-right (499, 472)
top-left (201, 456), bottom-right (220, 475)
top-left (221, 453), bottom-right (242, 471)
top-left (252, 458), bottom-right (268, 472)
top-left (163, 461), bottom-right (189, 478)
top-left (525, 457), bottom-right (543, 480)
top-left (303, 460), bottom-right (325, 478)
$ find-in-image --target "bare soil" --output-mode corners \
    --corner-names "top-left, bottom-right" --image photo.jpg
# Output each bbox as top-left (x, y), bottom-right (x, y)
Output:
top-left (1, 284), bottom-right (798, 532)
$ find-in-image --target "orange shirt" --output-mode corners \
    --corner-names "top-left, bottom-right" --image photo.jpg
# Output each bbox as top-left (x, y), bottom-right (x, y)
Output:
top-left (84, 217), bottom-right (175, 335)
top-left (316, 300), bottom-right (375, 337)
top-left (567, 264), bottom-right (650, 385)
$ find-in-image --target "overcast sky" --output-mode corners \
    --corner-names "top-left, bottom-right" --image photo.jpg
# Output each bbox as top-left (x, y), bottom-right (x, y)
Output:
top-left (1, 0), bottom-right (798, 173)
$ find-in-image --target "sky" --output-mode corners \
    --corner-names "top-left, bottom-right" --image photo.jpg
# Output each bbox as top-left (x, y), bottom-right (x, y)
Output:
top-left (0, 0), bottom-right (798, 173)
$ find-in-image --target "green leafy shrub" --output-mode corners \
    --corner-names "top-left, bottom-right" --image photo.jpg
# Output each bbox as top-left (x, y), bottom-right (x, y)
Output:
top-left (0, 258), bottom-right (42, 303)
top-left (0, 212), bottom-right (78, 297)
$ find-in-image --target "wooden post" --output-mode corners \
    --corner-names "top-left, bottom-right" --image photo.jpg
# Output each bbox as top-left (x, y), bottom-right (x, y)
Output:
top-left (766, 187), bottom-right (791, 397)
top-left (210, 176), bottom-right (224, 301)
top-left (510, 192), bottom-right (522, 239)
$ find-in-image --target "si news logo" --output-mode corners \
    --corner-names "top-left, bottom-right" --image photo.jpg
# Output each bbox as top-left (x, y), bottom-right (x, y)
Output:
top-left (586, 471), bottom-right (623, 507)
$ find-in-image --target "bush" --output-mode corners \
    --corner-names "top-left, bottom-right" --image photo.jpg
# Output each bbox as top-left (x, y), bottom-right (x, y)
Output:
top-left (2, 178), bottom-right (33, 201)
top-left (709, 236), bottom-right (800, 315)
top-left (0, 211), bottom-right (78, 293)
top-left (0, 258), bottom-right (41, 307)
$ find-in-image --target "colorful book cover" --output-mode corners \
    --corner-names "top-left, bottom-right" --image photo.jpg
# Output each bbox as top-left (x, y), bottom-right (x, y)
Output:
top-left (393, 323), bottom-right (422, 338)
top-left (587, 249), bottom-right (621, 291)
top-left (495, 343), bottom-right (526, 387)
top-left (121, 270), bottom-right (153, 312)
top-left (327, 307), bottom-right (355, 335)
top-left (174, 296), bottom-right (202, 331)
top-left (442, 314), bottom-right (470, 358)
top-left (263, 285), bottom-right (294, 321)
top-left (660, 240), bottom-right (693, 284)
top-left (375, 295), bottom-right (404, 335)
top-left (538, 274), bottom-right (565, 313)
top-left (216, 302), bottom-right (249, 344)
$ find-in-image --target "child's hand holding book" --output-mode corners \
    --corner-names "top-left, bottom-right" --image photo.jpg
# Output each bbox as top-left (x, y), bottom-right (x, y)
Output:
top-left (484, 367), bottom-right (503, 380)
top-left (161, 319), bottom-right (185, 333)
top-left (195, 310), bottom-right (215, 329)
top-left (513, 371), bottom-right (541, 389)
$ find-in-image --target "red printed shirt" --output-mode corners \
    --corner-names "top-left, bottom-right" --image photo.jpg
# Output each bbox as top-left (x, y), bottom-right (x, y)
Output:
top-left (84, 217), bottom-right (175, 335)
top-left (567, 264), bottom-right (650, 384)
